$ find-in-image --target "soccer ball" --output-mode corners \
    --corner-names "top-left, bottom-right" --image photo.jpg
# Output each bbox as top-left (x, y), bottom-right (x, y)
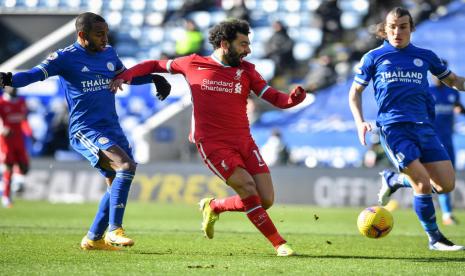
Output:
top-left (357, 206), bottom-right (394, 239)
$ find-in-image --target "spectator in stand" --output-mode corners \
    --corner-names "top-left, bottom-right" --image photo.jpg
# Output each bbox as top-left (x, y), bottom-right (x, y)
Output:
top-left (175, 19), bottom-right (204, 57)
top-left (226, 0), bottom-right (250, 22)
top-left (315, 0), bottom-right (342, 45)
top-left (303, 55), bottom-right (336, 93)
top-left (163, 0), bottom-right (217, 24)
top-left (264, 21), bottom-right (296, 88)
top-left (261, 129), bottom-right (289, 167)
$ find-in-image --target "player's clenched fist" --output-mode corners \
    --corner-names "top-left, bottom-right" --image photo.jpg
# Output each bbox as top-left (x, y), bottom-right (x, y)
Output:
top-left (288, 86), bottom-right (306, 105)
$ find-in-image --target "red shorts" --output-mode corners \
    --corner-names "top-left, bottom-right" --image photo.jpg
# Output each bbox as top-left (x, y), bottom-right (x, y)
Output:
top-left (196, 136), bottom-right (270, 182)
top-left (0, 138), bottom-right (29, 165)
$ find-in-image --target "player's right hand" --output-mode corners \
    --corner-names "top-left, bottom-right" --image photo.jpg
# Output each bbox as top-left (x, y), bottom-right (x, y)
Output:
top-left (288, 86), bottom-right (306, 105)
top-left (109, 78), bottom-right (125, 92)
top-left (357, 121), bottom-right (372, 146)
top-left (0, 72), bottom-right (13, 88)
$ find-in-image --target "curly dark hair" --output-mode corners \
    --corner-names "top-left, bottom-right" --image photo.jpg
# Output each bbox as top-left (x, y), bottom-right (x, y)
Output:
top-left (208, 19), bottom-right (250, 49)
top-left (375, 7), bottom-right (415, 40)
top-left (75, 12), bottom-right (106, 33)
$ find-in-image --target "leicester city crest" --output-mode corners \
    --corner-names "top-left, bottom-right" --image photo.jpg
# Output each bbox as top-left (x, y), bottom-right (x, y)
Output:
top-left (107, 62), bottom-right (115, 71)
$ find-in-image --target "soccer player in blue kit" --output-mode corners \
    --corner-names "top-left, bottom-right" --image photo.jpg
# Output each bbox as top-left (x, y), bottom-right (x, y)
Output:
top-left (0, 12), bottom-right (171, 250)
top-left (349, 7), bottom-right (465, 251)
top-left (380, 60), bottom-right (464, 226)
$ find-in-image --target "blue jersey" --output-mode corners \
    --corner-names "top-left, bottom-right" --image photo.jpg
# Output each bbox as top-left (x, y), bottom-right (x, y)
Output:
top-left (430, 85), bottom-right (459, 139)
top-left (354, 40), bottom-right (450, 127)
top-left (36, 42), bottom-right (125, 136)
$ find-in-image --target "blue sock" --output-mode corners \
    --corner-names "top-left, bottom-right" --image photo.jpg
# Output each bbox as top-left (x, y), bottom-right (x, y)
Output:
top-left (109, 170), bottom-right (134, 231)
top-left (87, 188), bottom-right (110, 240)
top-left (413, 194), bottom-right (442, 242)
top-left (438, 193), bottom-right (453, 217)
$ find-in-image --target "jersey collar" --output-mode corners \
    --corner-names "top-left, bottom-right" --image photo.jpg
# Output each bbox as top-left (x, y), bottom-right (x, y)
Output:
top-left (383, 40), bottom-right (414, 52)
top-left (211, 53), bottom-right (231, 67)
top-left (74, 41), bottom-right (86, 52)
top-left (73, 41), bottom-right (108, 54)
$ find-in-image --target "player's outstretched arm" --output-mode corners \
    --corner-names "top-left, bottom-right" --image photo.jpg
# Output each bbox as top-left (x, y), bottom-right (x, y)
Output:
top-left (261, 86), bottom-right (307, 109)
top-left (110, 60), bottom-right (169, 92)
top-left (1, 68), bottom-right (46, 88)
top-left (349, 82), bottom-right (372, 146)
top-left (441, 72), bottom-right (465, 91)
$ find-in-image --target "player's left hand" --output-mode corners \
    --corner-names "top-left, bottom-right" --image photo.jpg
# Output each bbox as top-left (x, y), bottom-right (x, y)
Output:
top-left (0, 72), bottom-right (13, 88)
top-left (152, 74), bottom-right (171, 101)
top-left (288, 86), bottom-right (306, 105)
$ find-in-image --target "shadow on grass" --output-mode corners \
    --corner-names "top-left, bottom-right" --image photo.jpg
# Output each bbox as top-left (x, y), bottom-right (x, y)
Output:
top-left (292, 254), bottom-right (465, 262)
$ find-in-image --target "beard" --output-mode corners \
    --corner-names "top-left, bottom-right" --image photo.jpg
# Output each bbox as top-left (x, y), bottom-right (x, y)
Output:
top-left (224, 46), bottom-right (242, 67)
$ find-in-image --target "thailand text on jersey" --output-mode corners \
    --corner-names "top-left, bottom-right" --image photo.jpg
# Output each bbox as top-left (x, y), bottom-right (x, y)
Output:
top-left (165, 54), bottom-right (269, 142)
top-left (354, 40), bottom-right (451, 127)
top-left (0, 97), bottom-right (28, 139)
top-left (36, 42), bottom-right (125, 135)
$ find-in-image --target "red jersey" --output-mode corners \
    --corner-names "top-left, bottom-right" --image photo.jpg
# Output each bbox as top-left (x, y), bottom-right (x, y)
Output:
top-left (166, 54), bottom-right (268, 142)
top-left (0, 96), bottom-right (31, 142)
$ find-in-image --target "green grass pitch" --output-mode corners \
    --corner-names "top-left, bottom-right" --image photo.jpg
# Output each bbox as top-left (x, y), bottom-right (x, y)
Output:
top-left (1, 201), bottom-right (465, 275)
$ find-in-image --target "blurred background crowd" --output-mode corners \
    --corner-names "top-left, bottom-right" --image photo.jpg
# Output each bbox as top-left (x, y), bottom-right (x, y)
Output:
top-left (1, 0), bottom-right (464, 169)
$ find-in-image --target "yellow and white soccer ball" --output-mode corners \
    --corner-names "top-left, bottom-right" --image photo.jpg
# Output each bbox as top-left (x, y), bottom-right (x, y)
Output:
top-left (357, 206), bottom-right (394, 239)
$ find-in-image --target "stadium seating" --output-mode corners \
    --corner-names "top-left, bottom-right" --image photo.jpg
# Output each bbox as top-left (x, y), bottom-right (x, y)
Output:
top-left (10, 0), bottom-right (465, 166)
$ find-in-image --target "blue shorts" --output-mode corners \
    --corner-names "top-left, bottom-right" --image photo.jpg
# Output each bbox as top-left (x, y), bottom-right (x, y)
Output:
top-left (379, 122), bottom-right (450, 171)
top-left (438, 134), bottom-right (455, 166)
top-left (70, 127), bottom-right (134, 177)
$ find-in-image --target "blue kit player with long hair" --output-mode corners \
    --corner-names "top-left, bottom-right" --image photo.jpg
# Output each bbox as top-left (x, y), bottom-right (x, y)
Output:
top-left (0, 12), bottom-right (171, 250)
top-left (349, 7), bottom-right (465, 251)
top-left (381, 60), bottom-right (465, 226)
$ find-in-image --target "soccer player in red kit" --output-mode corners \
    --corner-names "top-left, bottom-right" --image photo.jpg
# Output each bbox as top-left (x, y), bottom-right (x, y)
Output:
top-left (110, 19), bottom-right (306, 256)
top-left (0, 86), bottom-right (32, 208)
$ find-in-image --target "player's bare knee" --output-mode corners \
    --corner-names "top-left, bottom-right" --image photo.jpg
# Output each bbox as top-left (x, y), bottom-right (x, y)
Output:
top-left (414, 181), bottom-right (433, 194)
top-left (261, 197), bottom-right (274, 209)
top-left (118, 160), bottom-right (137, 172)
top-left (437, 182), bottom-right (454, 194)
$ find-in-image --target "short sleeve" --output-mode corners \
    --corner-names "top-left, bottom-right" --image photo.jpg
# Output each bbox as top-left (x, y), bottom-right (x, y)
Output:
top-left (250, 68), bottom-right (269, 97)
top-left (36, 51), bottom-right (64, 79)
top-left (428, 51), bottom-right (450, 80)
top-left (353, 53), bottom-right (374, 86)
top-left (113, 50), bottom-right (125, 75)
top-left (166, 55), bottom-right (195, 75)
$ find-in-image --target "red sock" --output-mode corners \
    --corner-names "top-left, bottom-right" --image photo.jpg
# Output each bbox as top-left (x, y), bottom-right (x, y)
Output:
top-left (210, 195), bottom-right (245, 213)
top-left (242, 195), bottom-right (286, 248)
top-left (2, 170), bottom-right (12, 198)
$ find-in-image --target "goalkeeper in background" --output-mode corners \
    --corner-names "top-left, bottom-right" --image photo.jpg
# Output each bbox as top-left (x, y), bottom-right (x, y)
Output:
top-left (0, 12), bottom-right (171, 250)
